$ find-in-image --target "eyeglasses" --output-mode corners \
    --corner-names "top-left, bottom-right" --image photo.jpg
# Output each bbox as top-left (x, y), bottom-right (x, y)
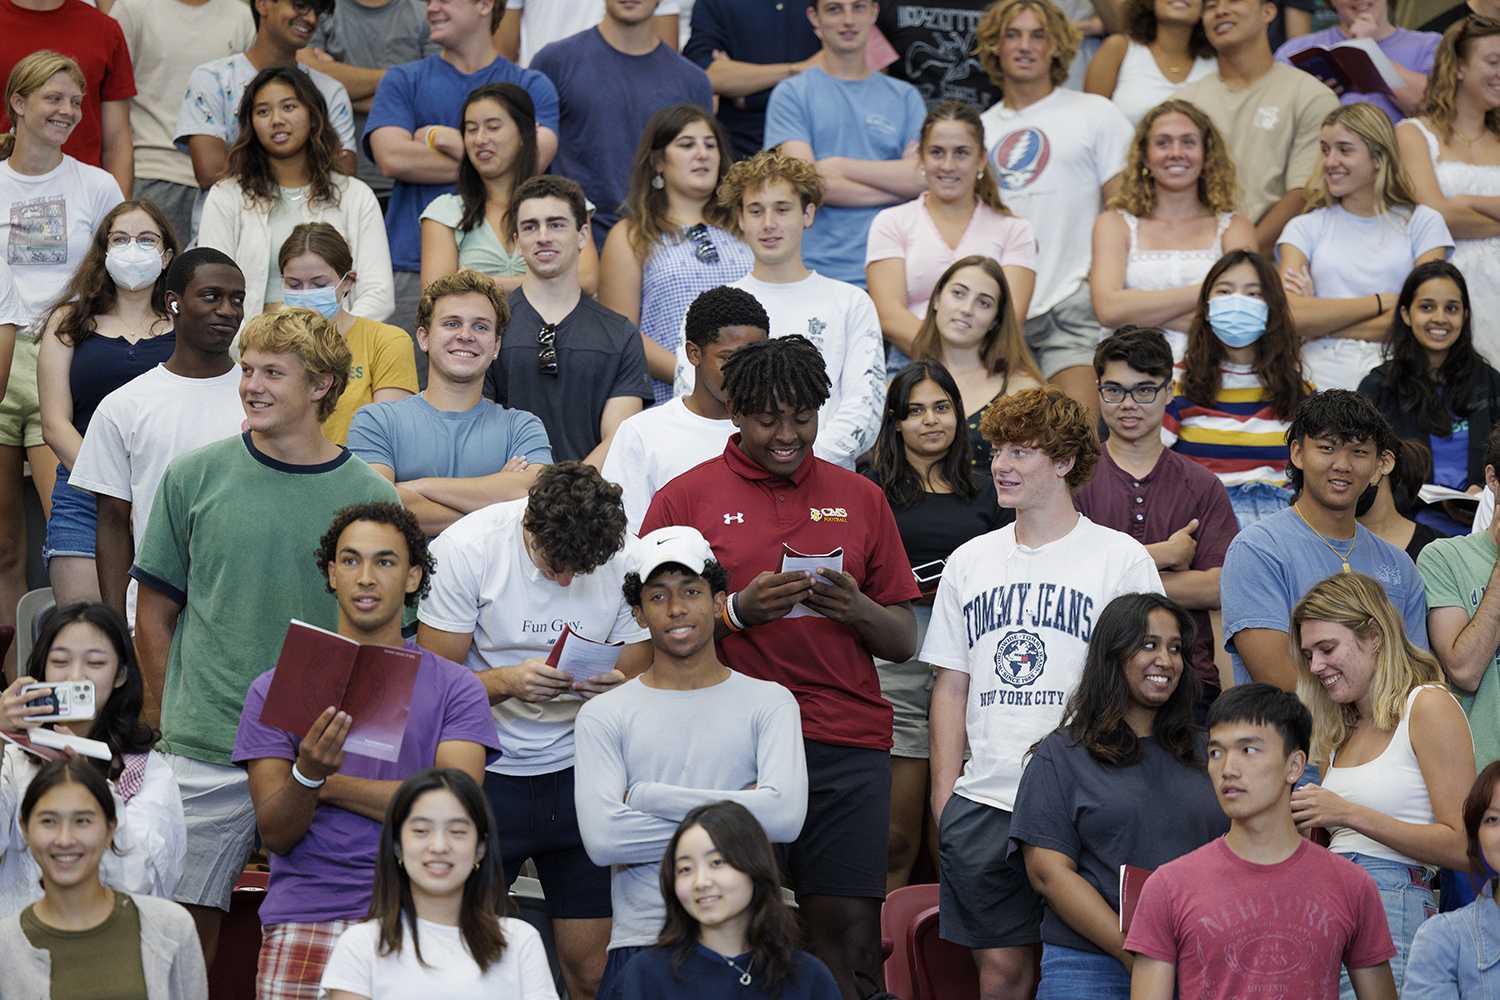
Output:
top-left (686, 223), bottom-right (719, 264)
top-left (1097, 381), bottom-right (1171, 404)
top-left (537, 323), bottom-right (558, 376)
top-left (106, 232), bottom-right (163, 251)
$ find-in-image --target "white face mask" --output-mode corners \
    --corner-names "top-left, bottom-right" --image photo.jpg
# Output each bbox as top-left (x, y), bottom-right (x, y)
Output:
top-left (105, 241), bottom-right (165, 291)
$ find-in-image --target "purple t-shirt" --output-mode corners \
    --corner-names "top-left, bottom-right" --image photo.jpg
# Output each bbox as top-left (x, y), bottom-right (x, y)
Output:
top-left (1073, 446), bottom-right (1239, 689)
top-left (232, 641), bottom-right (500, 924)
top-left (1274, 27), bottom-right (1441, 123)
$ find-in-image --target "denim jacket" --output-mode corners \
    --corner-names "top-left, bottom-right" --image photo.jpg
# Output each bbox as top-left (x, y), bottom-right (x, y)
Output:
top-left (1405, 887), bottom-right (1500, 999)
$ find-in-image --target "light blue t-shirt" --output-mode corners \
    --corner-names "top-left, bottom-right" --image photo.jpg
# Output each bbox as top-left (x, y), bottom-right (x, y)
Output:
top-left (763, 67), bottom-right (925, 288)
top-left (1221, 506), bottom-right (1429, 684)
top-left (346, 392), bottom-right (552, 482)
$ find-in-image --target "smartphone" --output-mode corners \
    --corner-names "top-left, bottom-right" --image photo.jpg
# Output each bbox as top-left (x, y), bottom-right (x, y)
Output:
top-left (21, 681), bottom-right (96, 723)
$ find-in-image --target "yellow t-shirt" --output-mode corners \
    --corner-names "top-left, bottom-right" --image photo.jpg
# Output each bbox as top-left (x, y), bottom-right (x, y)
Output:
top-left (322, 316), bottom-right (420, 445)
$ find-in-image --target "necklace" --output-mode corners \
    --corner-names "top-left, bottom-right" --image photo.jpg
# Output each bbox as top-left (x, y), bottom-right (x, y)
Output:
top-left (1292, 502), bottom-right (1356, 572)
top-left (724, 955), bottom-right (753, 986)
top-left (1455, 126), bottom-right (1488, 148)
top-left (115, 310), bottom-right (163, 341)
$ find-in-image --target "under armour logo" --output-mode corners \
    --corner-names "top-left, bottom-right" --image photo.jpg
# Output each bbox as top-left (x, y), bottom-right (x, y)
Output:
top-left (724, 512), bottom-right (744, 524)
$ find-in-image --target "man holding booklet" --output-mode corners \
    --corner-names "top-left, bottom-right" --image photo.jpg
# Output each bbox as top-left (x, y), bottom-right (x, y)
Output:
top-left (640, 334), bottom-right (920, 997)
top-left (233, 502), bottom-right (498, 1000)
top-left (417, 461), bottom-right (651, 1000)
top-left (574, 524), bottom-right (809, 998)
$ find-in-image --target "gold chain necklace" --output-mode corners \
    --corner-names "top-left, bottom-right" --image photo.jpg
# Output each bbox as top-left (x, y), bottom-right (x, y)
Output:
top-left (1292, 503), bottom-right (1356, 572)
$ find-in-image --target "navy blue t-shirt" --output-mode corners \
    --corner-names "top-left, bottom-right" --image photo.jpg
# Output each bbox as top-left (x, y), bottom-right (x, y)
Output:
top-left (609, 944), bottom-right (841, 1000)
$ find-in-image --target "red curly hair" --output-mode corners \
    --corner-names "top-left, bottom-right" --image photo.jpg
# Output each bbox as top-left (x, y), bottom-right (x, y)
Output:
top-left (978, 385), bottom-right (1101, 493)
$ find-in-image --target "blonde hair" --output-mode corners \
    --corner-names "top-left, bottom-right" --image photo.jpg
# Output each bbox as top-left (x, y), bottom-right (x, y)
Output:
top-left (1108, 99), bottom-right (1240, 216)
top-left (2, 51), bottom-right (86, 160)
top-left (416, 269), bottom-right (510, 334)
top-left (1291, 572), bottom-right (1446, 766)
top-left (239, 308), bottom-right (352, 422)
top-left (1419, 16), bottom-right (1500, 144)
top-left (717, 150), bottom-right (825, 237)
top-left (920, 101), bottom-right (1010, 215)
top-left (975, 0), bottom-right (1080, 90)
top-left (1303, 102), bottom-right (1419, 217)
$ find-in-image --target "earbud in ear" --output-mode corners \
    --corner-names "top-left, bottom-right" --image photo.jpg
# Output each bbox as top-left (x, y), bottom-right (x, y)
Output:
top-left (170, 302), bottom-right (179, 313)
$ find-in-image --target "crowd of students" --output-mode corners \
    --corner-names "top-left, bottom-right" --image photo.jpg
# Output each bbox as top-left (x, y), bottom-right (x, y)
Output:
top-left (0, 0), bottom-right (1499, 997)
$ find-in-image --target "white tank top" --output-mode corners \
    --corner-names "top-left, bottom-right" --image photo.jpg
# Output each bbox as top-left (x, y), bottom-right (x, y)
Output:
top-left (1118, 210), bottom-right (1233, 360)
top-left (1323, 684), bottom-right (1457, 868)
top-left (1110, 40), bottom-right (1218, 126)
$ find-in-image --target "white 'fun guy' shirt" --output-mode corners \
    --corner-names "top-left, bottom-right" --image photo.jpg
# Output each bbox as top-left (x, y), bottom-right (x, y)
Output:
top-left (921, 515), bottom-right (1162, 812)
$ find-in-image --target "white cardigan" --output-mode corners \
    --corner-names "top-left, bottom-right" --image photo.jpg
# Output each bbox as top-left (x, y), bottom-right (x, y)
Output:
top-left (0, 745), bottom-right (188, 916)
top-left (197, 172), bottom-right (395, 324)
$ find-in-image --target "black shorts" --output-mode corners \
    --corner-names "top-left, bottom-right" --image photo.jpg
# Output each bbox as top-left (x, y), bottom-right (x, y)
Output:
top-left (485, 767), bottom-right (612, 919)
top-left (938, 794), bottom-right (1042, 949)
top-left (776, 739), bottom-right (890, 900)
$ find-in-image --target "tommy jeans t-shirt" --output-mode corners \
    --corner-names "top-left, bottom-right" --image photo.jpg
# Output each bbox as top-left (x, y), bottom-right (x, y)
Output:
top-left (920, 515), bottom-right (1162, 811)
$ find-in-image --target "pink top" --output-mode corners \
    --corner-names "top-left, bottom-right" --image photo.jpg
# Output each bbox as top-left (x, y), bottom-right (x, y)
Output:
top-left (865, 194), bottom-right (1038, 317)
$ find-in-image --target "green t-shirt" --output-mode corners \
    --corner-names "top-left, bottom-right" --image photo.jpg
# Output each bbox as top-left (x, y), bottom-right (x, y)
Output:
top-left (131, 432), bottom-right (400, 764)
top-left (1416, 530), bottom-right (1500, 767)
top-left (21, 890), bottom-right (148, 1000)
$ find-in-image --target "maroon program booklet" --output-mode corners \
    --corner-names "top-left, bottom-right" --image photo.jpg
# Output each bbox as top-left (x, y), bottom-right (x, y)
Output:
top-left (258, 620), bottom-right (421, 762)
top-left (1119, 864), bottom-right (1155, 934)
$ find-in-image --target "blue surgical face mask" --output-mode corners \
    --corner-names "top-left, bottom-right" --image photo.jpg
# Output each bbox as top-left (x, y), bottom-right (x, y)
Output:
top-left (105, 241), bottom-right (165, 292)
top-left (283, 277), bottom-right (346, 319)
top-left (1208, 293), bottom-right (1270, 348)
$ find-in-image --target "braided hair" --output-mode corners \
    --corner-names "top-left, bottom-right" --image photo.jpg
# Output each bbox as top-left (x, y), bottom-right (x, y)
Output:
top-left (721, 335), bottom-right (830, 417)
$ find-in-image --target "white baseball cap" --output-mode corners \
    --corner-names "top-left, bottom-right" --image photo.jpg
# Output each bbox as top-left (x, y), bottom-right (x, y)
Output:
top-left (633, 525), bottom-right (716, 581)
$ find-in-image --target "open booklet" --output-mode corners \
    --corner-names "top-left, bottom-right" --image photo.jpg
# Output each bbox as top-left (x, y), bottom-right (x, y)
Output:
top-left (1, 727), bottom-right (112, 762)
top-left (781, 544), bottom-right (844, 619)
top-left (1289, 37), bottom-right (1404, 93)
top-left (545, 625), bottom-right (625, 686)
top-left (1418, 483), bottom-right (1481, 505)
top-left (258, 620), bottom-right (422, 763)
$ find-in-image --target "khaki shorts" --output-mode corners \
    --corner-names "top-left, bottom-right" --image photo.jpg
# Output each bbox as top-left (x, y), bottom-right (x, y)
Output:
top-left (1023, 281), bottom-right (1103, 379)
top-left (0, 337), bottom-right (43, 449)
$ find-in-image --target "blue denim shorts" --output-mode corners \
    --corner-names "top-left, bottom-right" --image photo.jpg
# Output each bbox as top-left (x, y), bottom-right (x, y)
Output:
top-left (1338, 852), bottom-right (1436, 1000)
top-left (1036, 943), bottom-right (1131, 1000)
top-left (1227, 481), bottom-right (1293, 530)
top-left (43, 463), bottom-right (97, 562)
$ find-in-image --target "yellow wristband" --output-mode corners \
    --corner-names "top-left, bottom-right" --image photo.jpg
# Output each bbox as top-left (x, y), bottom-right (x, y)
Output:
top-left (425, 126), bottom-right (440, 149)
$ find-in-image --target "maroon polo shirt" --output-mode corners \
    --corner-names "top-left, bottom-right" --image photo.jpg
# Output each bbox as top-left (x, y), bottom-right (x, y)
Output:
top-left (641, 435), bottom-right (921, 749)
top-left (1074, 445), bottom-right (1239, 689)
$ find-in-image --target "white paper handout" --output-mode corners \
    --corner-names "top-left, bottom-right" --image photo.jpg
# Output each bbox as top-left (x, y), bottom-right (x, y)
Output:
top-left (780, 544), bottom-right (845, 619)
top-left (546, 625), bottom-right (625, 685)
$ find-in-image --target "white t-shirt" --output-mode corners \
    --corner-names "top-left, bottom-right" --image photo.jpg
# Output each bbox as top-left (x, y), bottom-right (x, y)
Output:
top-left (0, 158), bottom-right (124, 334)
top-left (599, 397), bottom-right (733, 535)
top-left (979, 89), bottom-right (1133, 318)
top-left (1277, 203), bottom-right (1453, 298)
top-left (503, 0), bottom-right (682, 66)
top-left (672, 271), bottom-right (885, 470)
top-left (419, 498), bottom-right (648, 775)
top-left (921, 515), bottom-right (1163, 812)
top-left (0, 260), bottom-right (25, 327)
top-left (319, 917), bottom-right (558, 1000)
top-left (110, 0), bottom-right (255, 187)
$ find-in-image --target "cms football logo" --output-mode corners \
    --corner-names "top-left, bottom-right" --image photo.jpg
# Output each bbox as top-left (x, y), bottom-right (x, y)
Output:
top-left (995, 630), bottom-right (1046, 686)
top-left (989, 128), bottom-right (1050, 191)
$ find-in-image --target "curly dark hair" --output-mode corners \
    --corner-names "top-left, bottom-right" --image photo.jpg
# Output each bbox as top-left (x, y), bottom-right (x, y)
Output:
top-left (1285, 390), bottom-right (1394, 491)
top-left (622, 559), bottom-right (732, 608)
top-left (684, 285), bottom-right (770, 349)
top-left (721, 335), bottom-right (830, 418)
top-left (224, 67), bottom-right (345, 210)
top-left (1373, 260), bottom-right (1481, 438)
top-left (523, 463), bottom-right (627, 576)
top-left (316, 502), bottom-right (435, 606)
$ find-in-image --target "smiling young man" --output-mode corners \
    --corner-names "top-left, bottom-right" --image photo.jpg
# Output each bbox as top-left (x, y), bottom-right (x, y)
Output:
top-left (483, 175), bottom-right (651, 465)
top-left (602, 285), bottom-right (768, 533)
top-left (416, 461), bottom-right (651, 1000)
top-left (1220, 389), bottom-right (1429, 691)
top-left (672, 150), bottom-right (885, 470)
top-left (1274, 0), bottom-right (1437, 122)
top-left (921, 384), bottom-right (1161, 1000)
top-left (574, 524), bottom-right (809, 998)
top-left (175, 0), bottom-right (359, 193)
top-left (763, 0), bottom-right (928, 290)
top-left (130, 308), bottom-right (399, 967)
top-left (1176, 0), bottom-right (1339, 254)
top-left (348, 269), bottom-right (550, 536)
top-left (72, 249), bottom-right (249, 623)
top-left (1073, 326), bottom-right (1238, 714)
top-left (973, 0), bottom-right (1133, 418)
top-left (642, 334), bottom-right (919, 1000)
top-left (1126, 683), bottom-right (1399, 1000)
top-left (233, 502), bottom-right (497, 1000)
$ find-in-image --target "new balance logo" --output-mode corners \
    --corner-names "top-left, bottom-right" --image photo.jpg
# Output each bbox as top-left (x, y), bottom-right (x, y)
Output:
top-left (724, 512), bottom-right (744, 524)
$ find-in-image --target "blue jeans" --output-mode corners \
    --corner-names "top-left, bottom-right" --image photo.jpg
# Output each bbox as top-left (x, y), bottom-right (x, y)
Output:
top-left (1338, 853), bottom-right (1436, 1000)
top-left (1227, 481), bottom-right (1293, 530)
top-left (1036, 942), bottom-right (1132, 1000)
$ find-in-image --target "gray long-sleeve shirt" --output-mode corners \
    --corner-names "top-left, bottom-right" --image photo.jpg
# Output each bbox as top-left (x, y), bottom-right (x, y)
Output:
top-left (574, 670), bottom-right (809, 950)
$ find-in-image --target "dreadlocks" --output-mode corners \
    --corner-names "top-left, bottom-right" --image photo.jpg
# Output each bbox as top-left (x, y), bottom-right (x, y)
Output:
top-left (720, 335), bottom-right (830, 416)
